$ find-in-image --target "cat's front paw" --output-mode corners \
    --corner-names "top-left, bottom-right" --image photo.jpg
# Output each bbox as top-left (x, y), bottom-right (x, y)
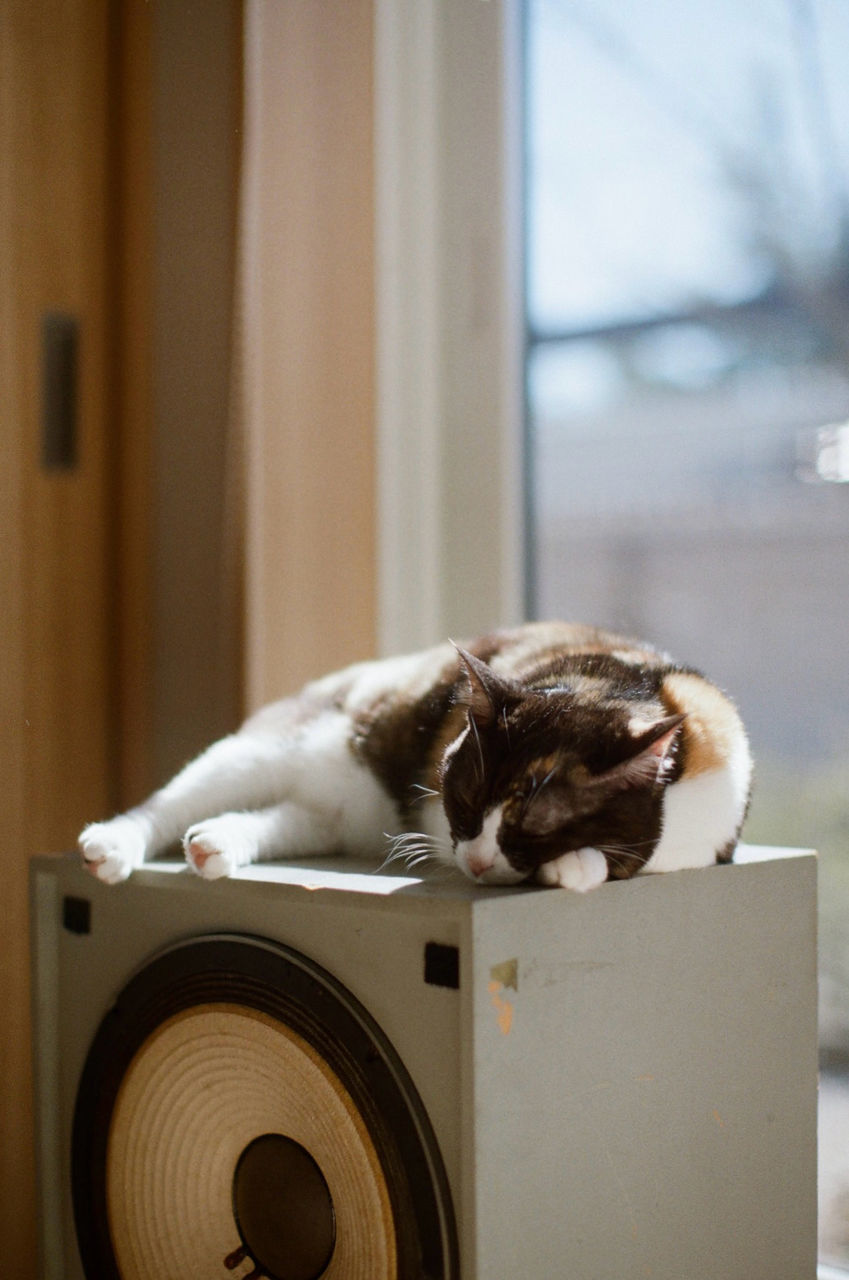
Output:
top-left (183, 815), bottom-right (256, 881)
top-left (79, 819), bottom-right (146, 885)
top-left (536, 847), bottom-right (609, 892)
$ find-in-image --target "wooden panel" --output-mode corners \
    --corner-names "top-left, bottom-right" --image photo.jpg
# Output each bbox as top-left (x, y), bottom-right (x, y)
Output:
top-left (110, 0), bottom-right (244, 799)
top-left (242, 0), bottom-right (377, 709)
top-left (112, 0), bottom-right (156, 806)
top-left (0, 2), bottom-right (114, 1274)
top-left (150, 0), bottom-right (244, 783)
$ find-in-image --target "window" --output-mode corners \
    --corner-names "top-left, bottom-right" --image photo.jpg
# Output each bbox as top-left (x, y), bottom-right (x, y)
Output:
top-left (525, 0), bottom-right (849, 1267)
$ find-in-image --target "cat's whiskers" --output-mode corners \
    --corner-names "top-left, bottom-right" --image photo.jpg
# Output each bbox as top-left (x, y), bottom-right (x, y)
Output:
top-left (522, 765), bottom-right (557, 818)
top-left (407, 783), bottom-right (440, 808)
top-left (400, 851), bottom-right (432, 871)
top-left (377, 829), bottom-right (451, 876)
top-left (537, 767), bottom-right (556, 794)
top-left (597, 840), bottom-right (655, 875)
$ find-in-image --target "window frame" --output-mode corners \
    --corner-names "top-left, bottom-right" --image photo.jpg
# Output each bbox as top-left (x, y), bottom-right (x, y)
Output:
top-left (373, 0), bottom-right (527, 655)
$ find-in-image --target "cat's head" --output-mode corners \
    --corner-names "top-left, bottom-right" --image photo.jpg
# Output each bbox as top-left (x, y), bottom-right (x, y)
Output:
top-left (440, 648), bottom-right (684, 885)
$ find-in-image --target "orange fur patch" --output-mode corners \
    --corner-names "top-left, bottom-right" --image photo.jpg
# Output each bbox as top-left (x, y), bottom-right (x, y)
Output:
top-left (661, 672), bottom-right (744, 777)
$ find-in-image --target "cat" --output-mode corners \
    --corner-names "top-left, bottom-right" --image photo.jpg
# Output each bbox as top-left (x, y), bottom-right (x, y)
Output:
top-left (79, 621), bottom-right (753, 892)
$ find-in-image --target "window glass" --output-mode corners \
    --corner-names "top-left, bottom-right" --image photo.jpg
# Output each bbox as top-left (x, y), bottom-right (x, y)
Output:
top-left (526, 1), bottom-right (849, 1265)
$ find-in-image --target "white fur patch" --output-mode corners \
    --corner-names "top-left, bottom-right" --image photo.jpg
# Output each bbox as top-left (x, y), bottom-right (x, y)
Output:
top-left (441, 724), bottom-right (469, 768)
top-left (627, 715), bottom-right (657, 736)
top-left (260, 711), bottom-right (402, 857)
top-left (646, 736), bottom-right (752, 874)
top-left (536, 846), bottom-right (609, 892)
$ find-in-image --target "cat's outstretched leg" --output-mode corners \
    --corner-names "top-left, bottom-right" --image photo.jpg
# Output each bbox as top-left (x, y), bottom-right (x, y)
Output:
top-left (80, 705), bottom-right (400, 883)
top-left (184, 801), bottom-right (340, 880)
top-left (79, 729), bottom-right (298, 883)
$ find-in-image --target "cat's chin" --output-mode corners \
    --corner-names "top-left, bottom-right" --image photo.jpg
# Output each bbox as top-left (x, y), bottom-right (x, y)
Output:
top-left (457, 861), bottom-right (527, 886)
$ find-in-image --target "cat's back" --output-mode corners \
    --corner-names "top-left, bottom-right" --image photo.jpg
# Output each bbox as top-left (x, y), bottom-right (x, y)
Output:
top-left (479, 620), bottom-right (668, 679)
top-left (292, 624), bottom-right (634, 718)
top-left (330, 623), bottom-right (666, 727)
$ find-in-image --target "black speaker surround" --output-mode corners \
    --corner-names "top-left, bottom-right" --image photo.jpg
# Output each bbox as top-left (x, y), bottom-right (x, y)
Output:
top-left (71, 935), bottom-right (458, 1280)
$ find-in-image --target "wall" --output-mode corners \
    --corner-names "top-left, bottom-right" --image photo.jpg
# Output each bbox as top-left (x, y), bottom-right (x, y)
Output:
top-left (241, 0), bottom-right (377, 710)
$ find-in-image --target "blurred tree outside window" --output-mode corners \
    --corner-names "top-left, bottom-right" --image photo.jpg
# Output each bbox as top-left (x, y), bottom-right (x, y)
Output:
top-left (525, 0), bottom-right (849, 1265)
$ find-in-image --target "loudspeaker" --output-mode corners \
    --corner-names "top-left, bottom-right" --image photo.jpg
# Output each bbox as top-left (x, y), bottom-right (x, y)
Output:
top-left (31, 848), bottom-right (817, 1280)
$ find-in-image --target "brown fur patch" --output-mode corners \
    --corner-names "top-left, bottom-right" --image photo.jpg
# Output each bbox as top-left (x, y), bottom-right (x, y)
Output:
top-left (351, 667), bottom-right (463, 819)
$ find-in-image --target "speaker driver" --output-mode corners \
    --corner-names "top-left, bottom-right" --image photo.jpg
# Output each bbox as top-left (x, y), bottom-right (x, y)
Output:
top-left (72, 936), bottom-right (458, 1280)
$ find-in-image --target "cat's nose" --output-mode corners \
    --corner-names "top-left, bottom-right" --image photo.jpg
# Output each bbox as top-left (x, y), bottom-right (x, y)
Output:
top-left (466, 852), bottom-right (494, 878)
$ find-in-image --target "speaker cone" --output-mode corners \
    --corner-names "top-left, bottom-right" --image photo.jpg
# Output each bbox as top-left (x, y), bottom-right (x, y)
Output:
top-left (72, 935), bottom-right (457, 1279)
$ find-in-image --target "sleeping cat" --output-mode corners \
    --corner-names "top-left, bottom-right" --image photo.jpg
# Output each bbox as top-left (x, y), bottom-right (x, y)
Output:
top-left (79, 622), bottom-right (752, 891)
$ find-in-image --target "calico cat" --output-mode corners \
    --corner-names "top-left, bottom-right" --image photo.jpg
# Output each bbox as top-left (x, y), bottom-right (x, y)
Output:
top-left (79, 622), bottom-right (752, 892)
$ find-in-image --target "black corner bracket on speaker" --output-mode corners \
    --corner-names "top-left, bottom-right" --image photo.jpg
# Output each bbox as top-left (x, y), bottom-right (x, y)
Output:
top-left (71, 933), bottom-right (459, 1280)
top-left (424, 942), bottom-right (460, 990)
top-left (62, 895), bottom-right (91, 936)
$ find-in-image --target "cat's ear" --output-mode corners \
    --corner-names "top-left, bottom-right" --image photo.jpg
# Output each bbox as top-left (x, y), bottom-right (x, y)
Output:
top-left (629, 711), bottom-right (687, 757)
top-left (592, 713), bottom-right (686, 791)
top-left (452, 644), bottom-right (519, 727)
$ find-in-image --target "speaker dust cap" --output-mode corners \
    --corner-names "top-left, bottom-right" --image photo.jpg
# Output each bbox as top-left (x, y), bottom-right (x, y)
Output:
top-left (232, 1133), bottom-right (336, 1279)
top-left (73, 936), bottom-right (458, 1280)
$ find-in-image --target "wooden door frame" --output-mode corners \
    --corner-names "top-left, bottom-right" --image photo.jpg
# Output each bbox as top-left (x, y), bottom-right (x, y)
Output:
top-left (1, 5), bottom-right (116, 1274)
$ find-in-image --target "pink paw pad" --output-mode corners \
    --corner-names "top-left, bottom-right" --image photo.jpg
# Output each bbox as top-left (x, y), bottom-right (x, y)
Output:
top-left (188, 839), bottom-right (211, 870)
top-left (186, 840), bottom-right (214, 870)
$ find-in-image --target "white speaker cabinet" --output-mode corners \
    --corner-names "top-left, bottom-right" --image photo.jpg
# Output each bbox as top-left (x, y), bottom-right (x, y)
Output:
top-left (30, 846), bottom-right (817, 1280)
